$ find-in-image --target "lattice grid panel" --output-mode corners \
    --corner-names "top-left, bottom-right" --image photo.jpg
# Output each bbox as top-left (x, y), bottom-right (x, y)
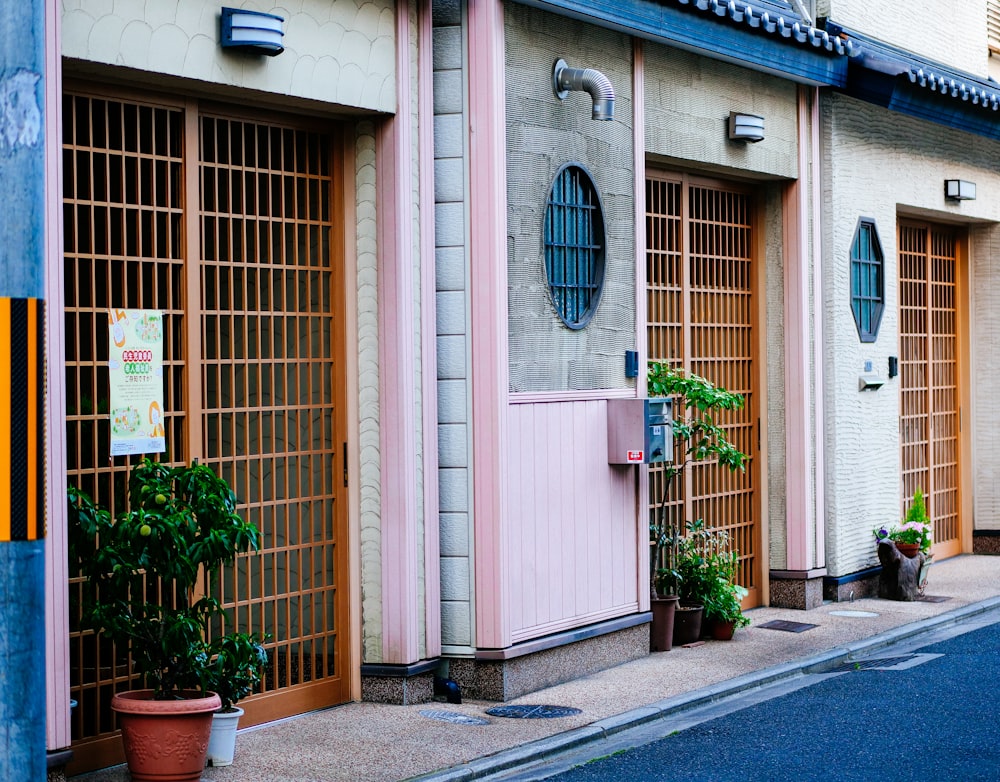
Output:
top-left (199, 114), bottom-right (343, 698)
top-left (646, 173), bottom-right (758, 600)
top-left (899, 222), bottom-right (960, 554)
top-left (63, 92), bottom-right (189, 760)
top-left (63, 91), bottom-right (347, 772)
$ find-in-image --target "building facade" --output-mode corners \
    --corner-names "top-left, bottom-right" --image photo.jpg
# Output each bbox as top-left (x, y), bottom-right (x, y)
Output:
top-left (39, 0), bottom-right (1000, 775)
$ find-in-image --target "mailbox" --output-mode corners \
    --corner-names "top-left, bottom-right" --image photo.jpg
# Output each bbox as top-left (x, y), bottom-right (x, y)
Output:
top-left (607, 398), bottom-right (672, 464)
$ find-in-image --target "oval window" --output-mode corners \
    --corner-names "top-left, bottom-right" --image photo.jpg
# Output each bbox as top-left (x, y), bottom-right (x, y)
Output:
top-left (543, 164), bottom-right (607, 329)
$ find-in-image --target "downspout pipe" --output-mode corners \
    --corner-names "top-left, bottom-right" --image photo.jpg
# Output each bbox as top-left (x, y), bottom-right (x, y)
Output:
top-left (553, 59), bottom-right (615, 121)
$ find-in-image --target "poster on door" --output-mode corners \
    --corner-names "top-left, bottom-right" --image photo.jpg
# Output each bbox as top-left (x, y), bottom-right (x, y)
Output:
top-left (108, 308), bottom-right (166, 456)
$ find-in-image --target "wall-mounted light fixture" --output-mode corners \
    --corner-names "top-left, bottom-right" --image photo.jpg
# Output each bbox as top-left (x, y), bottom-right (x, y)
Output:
top-left (728, 112), bottom-right (765, 143)
top-left (553, 59), bottom-right (615, 121)
top-left (220, 7), bottom-right (285, 56)
top-left (944, 179), bottom-right (976, 201)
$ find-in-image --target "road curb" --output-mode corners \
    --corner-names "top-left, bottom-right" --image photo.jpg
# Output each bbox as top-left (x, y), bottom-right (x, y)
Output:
top-left (406, 597), bottom-right (1000, 782)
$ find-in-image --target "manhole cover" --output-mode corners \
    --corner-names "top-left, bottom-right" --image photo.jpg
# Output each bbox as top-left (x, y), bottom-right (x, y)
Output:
top-left (829, 610), bottom-right (879, 618)
top-left (485, 705), bottom-right (582, 719)
top-left (419, 710), bottom-right (491, 726)
top-left (757, 620), bottom-right (818, 633)
top-left (918, 595), bottom-right (951, 603)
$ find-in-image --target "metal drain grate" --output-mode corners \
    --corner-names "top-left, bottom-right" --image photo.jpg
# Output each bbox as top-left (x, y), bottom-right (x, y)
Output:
top-left (826, 654), bottom-right (927, 673)
top-left (758, 620), bottom-right (818, 633)
top-left (485, 705), bottom-right (582, 719)
top-left (419, 710), bottom-right (491, 726)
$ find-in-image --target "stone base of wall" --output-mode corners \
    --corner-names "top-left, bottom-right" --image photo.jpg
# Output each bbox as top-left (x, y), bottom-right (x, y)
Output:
top-left (823, 566), bottom-right (882, 602)
top-left (973, 531), bottom-right (1000, 555)
top-left (360, 660), bottom-right (438, 705)
top-left (768, 571), bottom-right (825, 609)
top-left (47, 750), bottom-right (72, 782)
top-left (448, 616), bottom-right (650, 702)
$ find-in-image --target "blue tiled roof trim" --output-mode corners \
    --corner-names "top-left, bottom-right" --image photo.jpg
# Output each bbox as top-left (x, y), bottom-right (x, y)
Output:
top-left (831, 22), bottom-right (1000, 111)
top-left (906, 68), bottom-right (1000, 111)
top-left (827, 21), bottom-right (1000, 139)
top-left (669, 0), bottom-right (855, 55)
top-left (512, 0), bottom-right (851, 86)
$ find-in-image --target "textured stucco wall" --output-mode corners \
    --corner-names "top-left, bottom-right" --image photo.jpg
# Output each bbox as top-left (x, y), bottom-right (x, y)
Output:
top-left (356, 122), bottom-right (382, 662)
top-left (643, 44), bottom-right (798, 181)
top-left (822, 92), bottom-right (1000, 576)
top-left (969, 225), bottom-right (1000, 532)
top-left (61, 0), bottom-right (396, 112)
top-left (817, 0), bottom-right (988, 78)
top-left (762, 185), bottom-right (789, 572)
top-left (433, 0), bottom-right (474, 652)
top-left (505, 4), bottom-right (635, 393)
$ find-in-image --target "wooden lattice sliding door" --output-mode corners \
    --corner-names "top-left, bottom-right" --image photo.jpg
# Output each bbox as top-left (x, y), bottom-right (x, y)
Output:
top-left (198, 113), bottom-right (348, 724)
top-left (898, 221), bottom-right (963, 559)
top-left (63, 88), bottom-right (349, 773)
top-left (64, 91), bottom-right (190, 773)
top-left (646, 172), bottom-right (760, 605)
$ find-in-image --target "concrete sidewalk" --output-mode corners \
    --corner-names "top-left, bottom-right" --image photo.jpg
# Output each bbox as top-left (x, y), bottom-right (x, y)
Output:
top-left (74, 554), bottom-right (1000, 782)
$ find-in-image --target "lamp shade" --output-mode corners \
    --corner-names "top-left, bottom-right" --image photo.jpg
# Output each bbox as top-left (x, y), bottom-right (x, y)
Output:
top-left (944, 179), bottom-right (976, 200)
top-left (221, 7), bottom-right (284, 56)
top-left (728, 112), bottom-right (765, 143)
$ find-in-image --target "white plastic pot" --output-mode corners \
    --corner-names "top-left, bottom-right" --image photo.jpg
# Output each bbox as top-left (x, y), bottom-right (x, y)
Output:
top-left (206, 706), bottom-right (244, 767)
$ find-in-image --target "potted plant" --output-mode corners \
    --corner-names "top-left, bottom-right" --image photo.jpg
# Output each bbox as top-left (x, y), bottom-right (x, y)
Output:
top-left (68, 458), bottom-right (263, 782)
top-left (204, 632), bottom-right (270, 766)
top-left (873, 487), bottom-right (933, 591)
top-left (691, 523), bottom-right (751, 640)
top-left (873, 488), bottom-right (933, 559)
top-left (667, 519), bottom-right (751, 642)
top-left (647, 363), bottom-right (747, 650)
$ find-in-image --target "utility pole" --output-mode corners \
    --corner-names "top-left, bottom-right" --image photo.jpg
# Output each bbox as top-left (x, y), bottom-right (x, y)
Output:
top-left (0, 2), bottom-right (48, 779)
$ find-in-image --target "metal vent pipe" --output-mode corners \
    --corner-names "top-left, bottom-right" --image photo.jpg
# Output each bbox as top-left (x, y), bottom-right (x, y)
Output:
top-left (553, 59), bottom-right (615, 121)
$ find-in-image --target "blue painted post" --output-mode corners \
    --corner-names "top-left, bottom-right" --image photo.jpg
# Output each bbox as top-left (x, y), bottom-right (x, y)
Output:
top-left (0, 1), bottom-right (48, 780)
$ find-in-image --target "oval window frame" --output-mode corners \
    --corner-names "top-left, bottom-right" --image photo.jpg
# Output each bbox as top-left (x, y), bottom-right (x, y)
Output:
top-left (542, 163), bottom-right (608, 330)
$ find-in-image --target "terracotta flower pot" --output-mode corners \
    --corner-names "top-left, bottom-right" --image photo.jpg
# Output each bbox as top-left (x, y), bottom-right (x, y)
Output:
top-left (112, 690), bottom-right (221, 782)
top-left (711, 618), bottom-right (736, 641)
top-left (896, 542), bottom-right (921, 558)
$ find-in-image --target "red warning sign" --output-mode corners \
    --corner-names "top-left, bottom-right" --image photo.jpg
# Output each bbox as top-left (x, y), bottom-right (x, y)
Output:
top-left (626, 450), bottom-right (644, 463)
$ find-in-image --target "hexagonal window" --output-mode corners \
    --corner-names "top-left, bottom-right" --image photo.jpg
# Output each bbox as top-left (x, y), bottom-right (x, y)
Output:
top-left (850, 218), bottom-right (884, 343)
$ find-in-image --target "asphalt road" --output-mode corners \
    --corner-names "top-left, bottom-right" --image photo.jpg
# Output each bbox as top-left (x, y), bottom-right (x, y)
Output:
top-left (534, 617), bottom-right (1000, 782)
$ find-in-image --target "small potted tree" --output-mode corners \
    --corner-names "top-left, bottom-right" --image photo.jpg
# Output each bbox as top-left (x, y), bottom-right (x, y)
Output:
top-left (647, 363), bottom-right (747, 650)
top-left (204, 632), bottom-right (269, 766)
top-left (69, 458), bottom-right (264, 781)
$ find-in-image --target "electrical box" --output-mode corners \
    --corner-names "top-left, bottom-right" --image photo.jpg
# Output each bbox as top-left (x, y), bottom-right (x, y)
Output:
top-left (607, 398), bottom-right (672, 464)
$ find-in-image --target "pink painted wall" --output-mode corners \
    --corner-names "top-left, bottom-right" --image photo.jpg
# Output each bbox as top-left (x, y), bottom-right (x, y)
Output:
top-left (506, 400), bottom-right (641, 644)
top-left (377, 0), bottom-right (422, 665)
top-left (468, 0), bottom-right (510, 651)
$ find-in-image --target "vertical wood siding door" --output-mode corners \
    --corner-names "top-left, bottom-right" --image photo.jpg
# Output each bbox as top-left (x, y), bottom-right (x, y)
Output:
top-left (898, 221), bottom-right (963, 559)
top-left (63, 90), bottom-right (349, 774)
top-left (645, 172), bottom-right (760, 605)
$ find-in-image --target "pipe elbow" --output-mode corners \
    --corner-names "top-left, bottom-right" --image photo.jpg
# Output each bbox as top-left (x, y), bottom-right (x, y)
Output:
top-left (553, 60), bottom-right (615, 121)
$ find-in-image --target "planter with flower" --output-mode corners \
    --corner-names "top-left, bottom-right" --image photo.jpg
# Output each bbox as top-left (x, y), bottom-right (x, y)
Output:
top-left (872, 488), bottom-right (933, 600)
top-left (68, 458), bottom-right (266, 781)
top-left (647, 363), bottom-right (748, 649)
